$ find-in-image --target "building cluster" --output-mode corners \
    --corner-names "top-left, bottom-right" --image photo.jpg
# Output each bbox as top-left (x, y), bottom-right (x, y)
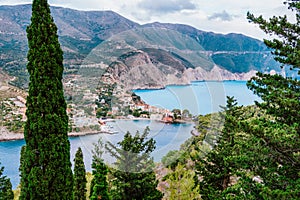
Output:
top-left (0, 96), bottom-right (26, 132)
top-left (2, 96), bottom-right (27, 120)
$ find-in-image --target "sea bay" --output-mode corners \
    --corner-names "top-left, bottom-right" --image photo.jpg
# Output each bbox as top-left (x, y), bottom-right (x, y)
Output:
top-left (0, 120), bottom-right (194, 189)
top-left (134, 80), bottom-right (260, 115)
top-left (0, 80), bottom-right (259, 188)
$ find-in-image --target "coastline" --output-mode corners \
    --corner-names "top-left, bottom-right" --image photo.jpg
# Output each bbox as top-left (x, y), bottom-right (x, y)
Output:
top-left (0, 118), bottom-right (150, 141)
top-left (133, 79), bottom-right (250, 91)
top-left (0, 132), bottom-right (24, 142)
top-left (0, 128), bottom-right (117, 142)
top-left (0, 118), bottom-right (193, 142)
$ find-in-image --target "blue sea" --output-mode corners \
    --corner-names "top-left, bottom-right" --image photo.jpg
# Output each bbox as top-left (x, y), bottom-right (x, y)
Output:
top-left (134, 80), bottom-right (260, 115)
top-left (0, 81), bottom-right (259, 188)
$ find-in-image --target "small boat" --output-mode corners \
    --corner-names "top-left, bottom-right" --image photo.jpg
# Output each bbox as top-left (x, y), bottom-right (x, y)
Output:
top-left (98, 122), bottom-right (118, 134)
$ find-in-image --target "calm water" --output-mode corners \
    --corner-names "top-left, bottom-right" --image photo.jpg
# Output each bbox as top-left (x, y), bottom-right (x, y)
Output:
top-left (0, 81), bottom-right (259, 188)
top-left (0, 120), bottom-right (193, 189)
top-left (134, 80), bottom-right (260, 115)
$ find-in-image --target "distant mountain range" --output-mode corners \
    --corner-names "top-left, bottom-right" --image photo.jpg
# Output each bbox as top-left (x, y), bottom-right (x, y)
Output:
top-left (0, 4), bottom-right (281, 89)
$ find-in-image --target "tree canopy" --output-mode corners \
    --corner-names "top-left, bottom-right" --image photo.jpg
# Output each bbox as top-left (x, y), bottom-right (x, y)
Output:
top-left (73, 147), bottom-right (87, 200)
top-left (187, 2), bottom-right (300, 198)
top-left (106, 127), bottom-right (163, 200)
top-left (0, 162), bottom-right (13, 200)
top-left (90, 138), bottom-right (110, 200)
top-left (20, 0), bottom-right (73, 199)
top-left (246, 4), bottom-right (300, 198)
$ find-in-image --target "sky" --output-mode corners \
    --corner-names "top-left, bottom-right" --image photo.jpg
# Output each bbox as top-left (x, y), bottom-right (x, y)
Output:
top-left (0, 0), bottom-right (294, 40)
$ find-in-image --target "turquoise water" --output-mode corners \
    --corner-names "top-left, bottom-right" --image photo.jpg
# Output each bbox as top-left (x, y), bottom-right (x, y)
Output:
top-left (0, 81), bottom-right (259, 188)
top-left (134, 80), bottom-right (260, 115)
top-left (0, 120), bottom-right (193, 189)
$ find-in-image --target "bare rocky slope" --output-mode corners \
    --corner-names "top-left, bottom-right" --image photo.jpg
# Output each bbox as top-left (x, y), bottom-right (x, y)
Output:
top-left (105, 49), bottom-right (257, 90)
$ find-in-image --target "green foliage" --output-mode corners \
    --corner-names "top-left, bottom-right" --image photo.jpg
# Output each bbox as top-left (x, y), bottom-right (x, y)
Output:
top-left (96, 83), bottom-right (116, 118)
top-left (106, 127), bottom-right (163, 200)
top-left (0, 162), bottom-right (14, 200)
top-left (191, 2), bottom-right (300, 198)
top-left (132, 109), bottom-right (141, 117)
top-left (162, 3), bottom-right (300, 198)
top-left (90, 139), bottom-right (110, 200)
top-left (239, 73), bottom-right (300, 198)
top-left (172, 109), bottom-right (181, 120)
top-left (193, 96), bottom-right (243, 200)
top-left (241, 1), bottom-right (300, 198)
top-left (20, 0), bottom-right (73, 199)
top-left (182, 109), bottom-right (192, 119)
top-left (85, 172), bottom-right (93, 200)
top-left (163, 164), bottom-right (201, 200)
top-left (19, 145), bottom-right (26, 196)
top-left (161, 150), bottom-right (186, 170)
top-left (73, 147), bottom-right (87, 200)
top-left (194, 112), bottom-right (224, 148)
top-left (247, 72), bottom-right (300, 127)
top-left (247, 0), bottom-right (300, 69)
top-left (211, 52), bottom-right (279, 73)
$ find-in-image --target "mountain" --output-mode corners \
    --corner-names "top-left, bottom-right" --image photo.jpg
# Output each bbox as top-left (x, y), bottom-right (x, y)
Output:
top-left (0, 4), bottom-right (281, 89)
top-left (144, 22), bottom-right (279, 73)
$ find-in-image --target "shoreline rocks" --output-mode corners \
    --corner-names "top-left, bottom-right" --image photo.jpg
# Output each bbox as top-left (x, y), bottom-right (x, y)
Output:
top-left (0, 128), bottom-right (117, 142)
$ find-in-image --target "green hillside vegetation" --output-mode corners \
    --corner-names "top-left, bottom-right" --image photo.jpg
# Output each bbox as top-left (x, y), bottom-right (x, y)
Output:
top-left (2, 0), bottom-right (300, 199)
top-left (211, 52), bottom-right (278, 73)
top-left (161, 1), bottom-right (300, 199)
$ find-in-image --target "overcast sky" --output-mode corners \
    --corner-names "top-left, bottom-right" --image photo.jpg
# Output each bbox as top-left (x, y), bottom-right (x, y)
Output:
top-left (0, 0), bottom-right (294, 40)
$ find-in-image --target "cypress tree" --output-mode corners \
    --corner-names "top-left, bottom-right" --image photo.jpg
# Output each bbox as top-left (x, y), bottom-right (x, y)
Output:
top-left (19, 145), bottom-right (27, 198)
top-left (90, 159), bottom-right (110, 200)
top-left (90, 138), bottom-right (110, 200)
top-left (73, 148), bottom-right (87, 200)
top-left (20, 0), bottom-right (73, 199)
top-left (0, 162), bottom-right (14, 200)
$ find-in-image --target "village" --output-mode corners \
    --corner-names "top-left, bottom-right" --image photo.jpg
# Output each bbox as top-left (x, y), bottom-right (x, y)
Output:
top-left (62, 68), bottom-right (193, 133)
top-left (0, 68), bottom-right (193, 138)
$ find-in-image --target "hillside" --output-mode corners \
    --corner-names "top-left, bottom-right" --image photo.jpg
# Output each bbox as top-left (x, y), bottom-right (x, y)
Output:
top-left (144, 22), bottom-right (280, 73)
top-left (0, 4), bottom-right (281, 89)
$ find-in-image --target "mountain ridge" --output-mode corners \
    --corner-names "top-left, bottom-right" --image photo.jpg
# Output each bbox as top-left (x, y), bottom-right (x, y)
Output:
top-left (0, 4), bottom-right (281, 89)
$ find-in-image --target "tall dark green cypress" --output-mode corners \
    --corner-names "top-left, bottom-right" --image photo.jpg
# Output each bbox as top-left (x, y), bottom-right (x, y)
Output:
top-left (90, 158), bottom-right (110, 200)
top-left (20, 1), bottom-right (73, 199)
top-left (73, 148), bottom-right (87, 200)
top-left (19, 145), bottom-right (26, 196)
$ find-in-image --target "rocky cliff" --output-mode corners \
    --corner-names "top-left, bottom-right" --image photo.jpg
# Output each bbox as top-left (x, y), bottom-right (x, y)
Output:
top-left (102, 48), bottom-right (258, 90)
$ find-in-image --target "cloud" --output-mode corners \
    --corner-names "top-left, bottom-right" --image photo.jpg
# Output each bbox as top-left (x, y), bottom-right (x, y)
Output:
top-left (0, 0), bottom-right (30, 5)
top-left (208, 10), bottom-right (237, 21)
top-left (138, 0), bottom-right (197, 14)
top-left (0, 0), bottom-right (287, 40)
